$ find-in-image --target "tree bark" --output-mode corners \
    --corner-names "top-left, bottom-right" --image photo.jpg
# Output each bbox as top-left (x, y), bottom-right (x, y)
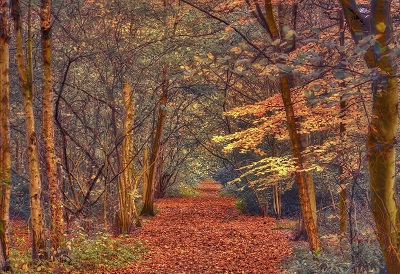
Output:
top-left (141, 72), bottom-right (168, 216)
top-left (338, 9), bottom-right (347, 234)
top-left (340, 0), bottom-right (399, 271)
top-left (117, 83), bottom-right (141, 233)
top-left (0, 0), bottom-right (11, 269)
top-left (41, 0), bottom-right (65, 254)
top-left (11, 0), bottom-right (47, 260)
top-left (280, 75), bottom-right (320, 251)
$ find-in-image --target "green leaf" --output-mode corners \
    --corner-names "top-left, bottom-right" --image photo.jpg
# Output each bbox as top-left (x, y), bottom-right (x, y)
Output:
top-left (311, 27), bottom-right (321, 35)
top-left (277, 63), bottom-right (292, 73)
top-left (333, 71), bottom-right (346, 79)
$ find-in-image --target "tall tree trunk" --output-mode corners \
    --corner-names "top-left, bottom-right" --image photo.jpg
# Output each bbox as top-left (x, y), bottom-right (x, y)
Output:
top-left (11, 0), bottom-right (47, 260)
top-left (41, 0), bottom-right (65, 254)
top-left (0, 0), bottom-right (11, 269)
top-left (117, 83), bottom-right (141, 233)
top-left (280, 75), bottom-right (320, 251)
top-left (141, 72), bottom-right (168, 216)
top-left (142, 147), bottom-right (149, 203)
top-left (338, 10), bottom-right (347, 234)
top-left (340, 0), bottom-right (399, 272)
top-left (338, 97), bottom-right (347, 234)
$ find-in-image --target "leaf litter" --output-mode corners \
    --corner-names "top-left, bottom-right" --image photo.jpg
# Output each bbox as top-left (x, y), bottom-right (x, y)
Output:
top-left (105, 182), bottom-right (293, 273)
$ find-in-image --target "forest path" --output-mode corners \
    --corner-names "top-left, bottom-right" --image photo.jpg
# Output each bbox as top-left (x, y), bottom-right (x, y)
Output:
top-left (108, 182), bottom-right (293, 273)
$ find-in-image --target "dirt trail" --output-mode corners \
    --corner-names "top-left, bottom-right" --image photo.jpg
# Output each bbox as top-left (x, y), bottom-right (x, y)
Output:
top-left (108, 182), bottom-right (292, 273)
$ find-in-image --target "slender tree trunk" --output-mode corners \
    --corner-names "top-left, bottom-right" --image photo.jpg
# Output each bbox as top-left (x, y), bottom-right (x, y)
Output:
top-left (103, 161), bottom-right (109, 231)
top-left (272, 184), bottom-right (281, 219)
top-left (11, 0), bottom-right (47, 260)
top-left (41, 0), bottom-right (65, 254)
top-left (338, 100), bottom-right (347, 235)
top-left (280, 75), bottom-right (320, 251)
top-left (0, 0), bottom-right (11, 269)
top-left (141, 72), bottom-right (168, 216)
top-left (271, 137), bottom-right (281, 219)
top-left (338, 9), bottom-right (348, 235)
top-left (340, 0), bottom-right (399, 271)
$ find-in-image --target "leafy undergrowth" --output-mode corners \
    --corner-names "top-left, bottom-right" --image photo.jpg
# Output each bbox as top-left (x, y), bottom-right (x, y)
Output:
top-left (6, 223), bottom-right (146, 273)
top-left (105, 181), bottom-right (293, 273)
top-left (283, 234), bottom-right (386, 273)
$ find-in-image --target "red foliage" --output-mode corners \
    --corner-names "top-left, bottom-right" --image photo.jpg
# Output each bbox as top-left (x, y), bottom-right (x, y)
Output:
top-left (106, 182), bottom-right (293, 273)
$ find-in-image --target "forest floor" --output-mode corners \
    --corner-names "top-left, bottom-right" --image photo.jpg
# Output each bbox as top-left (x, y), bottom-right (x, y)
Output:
top-left (105, 182), bottom-right (294, 273)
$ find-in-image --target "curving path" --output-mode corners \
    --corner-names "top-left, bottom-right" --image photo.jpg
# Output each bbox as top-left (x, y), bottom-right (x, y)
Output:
top-left (107, 182), bottom-right (292, 273)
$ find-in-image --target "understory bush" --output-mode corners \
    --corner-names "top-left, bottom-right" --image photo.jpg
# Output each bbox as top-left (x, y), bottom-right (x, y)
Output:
top-left (68, 232), bottom-right (146, 270)
top-left (284, 237), bottom-right (386, 274)
top-left (165, 183), bottom-right (199, 198)
top-left (7, 231), bottom-right (146, 273)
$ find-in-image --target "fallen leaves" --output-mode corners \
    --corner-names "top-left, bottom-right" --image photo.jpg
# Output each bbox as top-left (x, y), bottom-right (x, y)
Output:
top-left (105, 182), bottom-right (293, 274)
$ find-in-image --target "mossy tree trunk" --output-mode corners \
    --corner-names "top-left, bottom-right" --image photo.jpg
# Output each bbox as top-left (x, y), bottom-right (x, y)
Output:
top-left (340, 0), bottom-right (399, 272)
top-left (11, 0), bottom-right (47, 260)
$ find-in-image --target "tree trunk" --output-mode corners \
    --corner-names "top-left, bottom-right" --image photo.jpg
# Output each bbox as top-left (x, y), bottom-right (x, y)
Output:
top-left (141, 72), bottom-right (168, 216)
top-left (340, 0), bottom-right (399, 271)
top-left (142, 147), bottom-right (149, 203)
top-left (117, 83), bottom-right (141, 234)
top-left (368, 69), bottom-right (399, 273)
top-left (41, 0), bottom-right (65, 254)
top-left (0, 0), bottom-right (11, 269)
top-left (338, 10), bottom-right (347, 234)
top-left (280, 75), bottom-right (320, 251)
top-left (11, 0), bottom-right (47, 260)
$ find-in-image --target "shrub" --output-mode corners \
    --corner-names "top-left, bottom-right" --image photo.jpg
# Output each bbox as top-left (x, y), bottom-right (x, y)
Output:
top-left (6, 231), bottom-right (146, 273)
top-left (67, 231), bottom-right (146, 271)
top-left (166, 184), bottom-right (199, 198)
top-left (283, 236), bottom-right (387, 274)
top-left (234, 199), bottom-right (244, 213)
